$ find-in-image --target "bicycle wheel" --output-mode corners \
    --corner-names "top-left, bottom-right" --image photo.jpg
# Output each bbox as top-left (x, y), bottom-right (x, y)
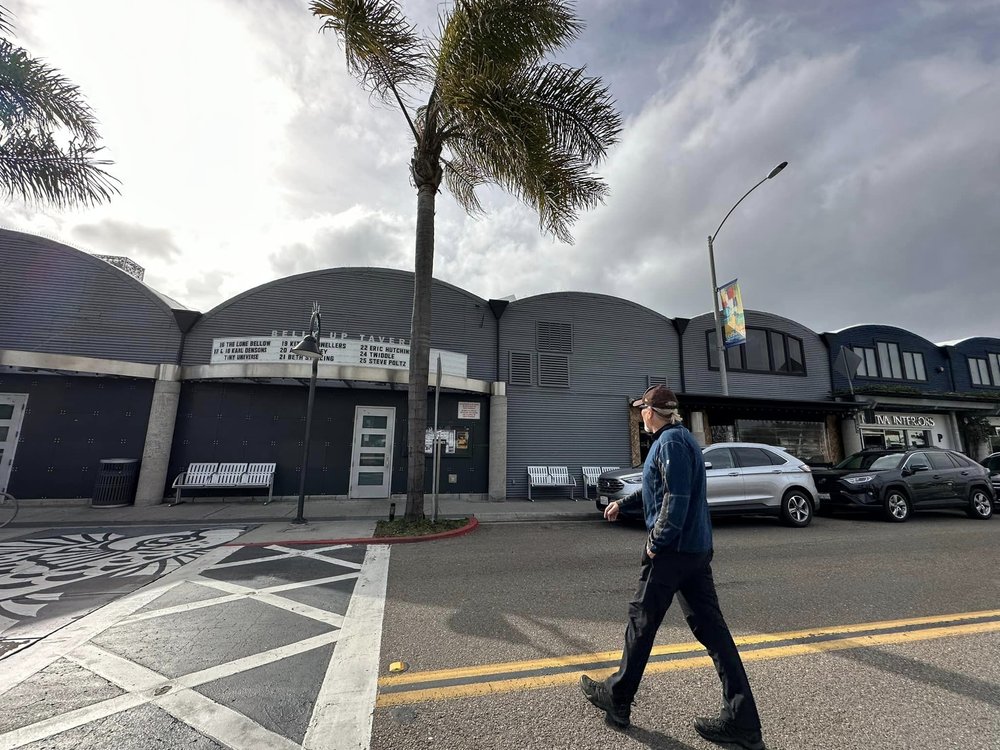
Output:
top-left (0, 492), bottom-right (17, 528)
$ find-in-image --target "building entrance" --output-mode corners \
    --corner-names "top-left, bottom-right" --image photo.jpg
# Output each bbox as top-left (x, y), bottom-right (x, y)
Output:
top-left (349, 406), bottom-right (396, 499)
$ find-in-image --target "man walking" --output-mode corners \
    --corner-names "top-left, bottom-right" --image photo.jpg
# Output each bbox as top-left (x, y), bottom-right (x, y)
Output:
top-left (579, 385), bottom-right (765, 750)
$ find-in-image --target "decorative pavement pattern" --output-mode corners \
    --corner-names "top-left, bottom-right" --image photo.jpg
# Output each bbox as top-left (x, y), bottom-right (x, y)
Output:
top-left (0, 540), bottom-right (390, 750)
top-left (0, 527), bottom-right (246, 659)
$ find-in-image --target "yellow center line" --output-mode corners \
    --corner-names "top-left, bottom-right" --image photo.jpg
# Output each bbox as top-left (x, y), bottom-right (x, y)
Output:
top-left (376, 619), bottom-right (1000, 707)
top-left (379, 607), bottom-right (1000, 688)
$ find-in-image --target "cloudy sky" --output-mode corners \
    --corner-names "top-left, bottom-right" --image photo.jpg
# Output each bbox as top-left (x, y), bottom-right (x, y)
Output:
top-left (4, 0), bottom-right (999, 343)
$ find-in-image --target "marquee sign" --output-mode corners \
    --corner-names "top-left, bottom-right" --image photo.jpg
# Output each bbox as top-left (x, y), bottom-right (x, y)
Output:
top-left (210, 333), bottom-right (468, 378)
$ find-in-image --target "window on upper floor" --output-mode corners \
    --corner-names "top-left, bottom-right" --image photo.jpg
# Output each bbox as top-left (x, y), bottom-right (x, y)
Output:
top-left (854, 343), bottom-right (926, 381)
top-left (969, 356), bottom-right (997, 387)
top-left (706, 327), bottom-right (807, 376)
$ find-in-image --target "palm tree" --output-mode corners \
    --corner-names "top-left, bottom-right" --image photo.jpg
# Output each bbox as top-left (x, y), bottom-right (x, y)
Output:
top-left (0, 6), bottom-right (118, 207)
top-left (311, 0), bottom-right (621, 520)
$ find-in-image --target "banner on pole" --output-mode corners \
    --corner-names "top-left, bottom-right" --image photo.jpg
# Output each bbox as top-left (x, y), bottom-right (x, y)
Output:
top-left (718, 279), bottom-right (746, 349)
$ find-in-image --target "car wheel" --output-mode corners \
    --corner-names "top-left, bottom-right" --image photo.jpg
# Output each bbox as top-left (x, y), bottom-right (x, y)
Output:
top-left (780, 490), bottom-right (813, 527)
top-left (882, 488), bottom-right (911, 522)
top-left (967, 487), bottom-right (994, 520)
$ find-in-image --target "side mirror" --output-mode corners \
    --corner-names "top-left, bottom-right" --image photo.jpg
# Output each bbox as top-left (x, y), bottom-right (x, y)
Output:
top-left (909, 463), bottom-right (930, 473)
top-left (704, 461), bottom-right (713, 470)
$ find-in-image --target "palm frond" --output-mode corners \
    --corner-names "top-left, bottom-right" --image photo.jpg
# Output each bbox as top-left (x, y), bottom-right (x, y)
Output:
top-left (310, 0), bottom-right (428, 104)
top-left (442, 155), bottom-right (486, 215)
top-left (523, 63), bottom-right (621, 163)
top-left (0, 40), bottom-right (101, 140)
top-left (0, 131), bottom-right (120, 207)
top-left (438, 0), bottom-right (580, 74)
top-left (0, 5), bottom-right (13, 37)
top-left (441, 57), bottom-right (617, 242)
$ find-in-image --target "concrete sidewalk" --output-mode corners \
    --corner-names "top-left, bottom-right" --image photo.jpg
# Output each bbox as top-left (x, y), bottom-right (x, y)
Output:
top-left (4, 494), bottom-right (602, 539)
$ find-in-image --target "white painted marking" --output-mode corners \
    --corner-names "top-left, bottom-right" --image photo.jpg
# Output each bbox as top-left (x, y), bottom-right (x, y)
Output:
top-left (0, 544), bottom-right (237, 698)
top-left (157, 688), bottom-right (303, 750)
top-left (208, 543), bottom-right (352, 570)
top-left (303, 544), bottom-right (390, 750)
top-left (0, 693), bottom-right (149, 750)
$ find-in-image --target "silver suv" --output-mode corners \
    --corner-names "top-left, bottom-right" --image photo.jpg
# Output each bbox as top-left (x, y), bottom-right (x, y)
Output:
top-left (595, 442), bottom-right (819, 527)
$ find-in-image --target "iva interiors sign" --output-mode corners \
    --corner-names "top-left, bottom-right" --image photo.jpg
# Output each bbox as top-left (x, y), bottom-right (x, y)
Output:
top-left (210, 333), bottom-right (468, 378)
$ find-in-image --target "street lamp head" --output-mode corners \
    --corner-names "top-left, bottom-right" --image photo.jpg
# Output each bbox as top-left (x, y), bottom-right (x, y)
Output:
top-left (292, 334), bottom-right (322, 360)
top-left (767, 161), bottom-right (788, 179)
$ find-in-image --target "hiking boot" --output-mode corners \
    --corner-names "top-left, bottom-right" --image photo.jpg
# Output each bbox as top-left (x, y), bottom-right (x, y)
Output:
top-left (693, 716), bottom-right (766, 750)
top-left (579, 675), bottom-right (631, 728)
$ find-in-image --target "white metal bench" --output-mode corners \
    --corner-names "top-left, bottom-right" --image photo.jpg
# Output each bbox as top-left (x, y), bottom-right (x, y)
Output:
top-left (581, 466), bottom-right (620, 499)
top-left (527, 465), bottom-right (577, 501)
top-left (170, 462), bottom-right (276, 506)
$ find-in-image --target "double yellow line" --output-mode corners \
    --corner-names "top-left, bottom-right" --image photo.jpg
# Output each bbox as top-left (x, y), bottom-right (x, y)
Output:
top-left (377, 608), bottom-right (1000, 707)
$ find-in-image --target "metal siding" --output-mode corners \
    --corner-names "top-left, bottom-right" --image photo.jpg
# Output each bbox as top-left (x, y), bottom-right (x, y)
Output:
top-left (945, 337), bottom-right (1000, 393)
top-left (683, 311), bottom-right (832, 399)
top-left (824, 326), bottom-right (952, 394)
top-left (500, 293), bottom-right (677, 498)
top-left (0, 229), bottom-right (183, 364)
top-left (182, 268), bottom-right (496, 381)
top-left (0, 373), bottom-right (154, 499)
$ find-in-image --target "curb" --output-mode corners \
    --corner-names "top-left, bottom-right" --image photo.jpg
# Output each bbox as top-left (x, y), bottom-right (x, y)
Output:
top-left (225, 515), bottom-right (480, 546)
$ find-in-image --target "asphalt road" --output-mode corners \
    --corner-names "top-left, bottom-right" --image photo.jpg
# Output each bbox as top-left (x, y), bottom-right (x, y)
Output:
top-left (372, 512), bottom-right (1000, 750)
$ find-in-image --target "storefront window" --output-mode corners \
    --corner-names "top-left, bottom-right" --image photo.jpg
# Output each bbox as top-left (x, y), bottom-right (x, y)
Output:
top-left (734, 420), bottom-right (828, 464)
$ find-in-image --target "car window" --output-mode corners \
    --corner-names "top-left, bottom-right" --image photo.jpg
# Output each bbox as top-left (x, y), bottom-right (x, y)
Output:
top-left (983, 455), bottom-right (1000, 472)
top-left (703, 448), bottom-right (734, 469)
top-left (761, 449), bottom-right (787, 465)
top-left (836, 453), bottom-right (868, 470)
top-left (926, 452), bottom-right (957, 470)
top-left (949, 452), bottom-right (976, 468)
top-left (868, 453), bottom-right (905, 470)
top-left (903, 452), bottom-right (931, 470)
top-left (733, 447), bottom-right (774, 468)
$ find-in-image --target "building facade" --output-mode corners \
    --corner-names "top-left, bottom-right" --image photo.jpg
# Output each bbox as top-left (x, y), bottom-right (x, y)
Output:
top-left (3, 228), bottom-right (998, 508)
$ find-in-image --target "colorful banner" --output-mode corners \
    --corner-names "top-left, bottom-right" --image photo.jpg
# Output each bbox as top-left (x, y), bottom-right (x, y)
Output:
top-left (718, 279), bottom-right (746, 349)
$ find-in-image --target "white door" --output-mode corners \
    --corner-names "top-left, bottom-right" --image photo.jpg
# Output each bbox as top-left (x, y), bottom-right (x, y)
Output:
top-left (349, 406), bottom-right (395, 499)
top-left (0, 394), bottom-right (28, 494)
top-left (702, 446), bottom-right (744, 508)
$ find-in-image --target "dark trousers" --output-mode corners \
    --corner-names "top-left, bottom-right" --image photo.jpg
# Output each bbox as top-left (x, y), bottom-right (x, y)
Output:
top-left (606, 549), bottom-right (761, 730)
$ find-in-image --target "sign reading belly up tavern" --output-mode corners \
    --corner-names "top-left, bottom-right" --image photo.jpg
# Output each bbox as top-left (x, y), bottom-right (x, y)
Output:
top-left (210, 332), bottom-right (468, 378)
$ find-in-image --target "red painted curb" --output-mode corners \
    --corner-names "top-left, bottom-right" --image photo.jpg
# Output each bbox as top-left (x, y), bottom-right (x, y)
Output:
top-left (224, 515), bottom-right (479, 547)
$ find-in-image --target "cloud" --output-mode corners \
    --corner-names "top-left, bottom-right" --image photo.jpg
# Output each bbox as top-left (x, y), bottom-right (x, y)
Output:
top-left (71, 219), bottom-right (181, 261)
top-left (269, 207), bottom-right (412, 276)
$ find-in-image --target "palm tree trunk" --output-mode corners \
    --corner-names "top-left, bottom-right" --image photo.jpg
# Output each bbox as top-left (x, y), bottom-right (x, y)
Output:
top-left (406, 180), bottom-right (437, 520)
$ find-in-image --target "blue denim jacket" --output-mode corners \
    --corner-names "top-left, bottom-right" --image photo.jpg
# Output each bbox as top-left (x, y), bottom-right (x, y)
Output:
top-left (619, 423), bottom-right (712, 554)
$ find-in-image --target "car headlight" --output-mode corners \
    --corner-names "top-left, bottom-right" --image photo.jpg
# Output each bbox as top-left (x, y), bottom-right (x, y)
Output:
top-left (845, 475), bottom-right (875, 485)
top-left (622, 475), bottom-right (643, 484)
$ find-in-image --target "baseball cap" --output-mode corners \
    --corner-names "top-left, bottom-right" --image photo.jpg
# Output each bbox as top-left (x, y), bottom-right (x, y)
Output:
top-left (631, 384), bottom-right (679, 409)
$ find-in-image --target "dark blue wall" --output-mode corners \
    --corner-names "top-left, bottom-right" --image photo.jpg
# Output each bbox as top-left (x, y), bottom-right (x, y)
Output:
top-left (0, 373), bottom-right (153, 499)
top-left (823, 325), bottom-right (951, 394)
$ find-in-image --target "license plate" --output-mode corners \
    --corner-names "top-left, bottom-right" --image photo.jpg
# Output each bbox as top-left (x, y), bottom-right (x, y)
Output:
top-left (818, 492), bottom-right (830, 500)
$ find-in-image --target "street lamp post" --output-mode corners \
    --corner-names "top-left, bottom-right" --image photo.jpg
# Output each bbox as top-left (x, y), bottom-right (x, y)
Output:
top-left (291, 303), bottom-right (323, 525)
top-left (708, 161), bottom-right (787, 396)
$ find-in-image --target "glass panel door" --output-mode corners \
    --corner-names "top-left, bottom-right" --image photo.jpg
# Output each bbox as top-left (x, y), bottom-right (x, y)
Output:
top-left (349, 406), bottom-right (395, 499)
top-left (0, 394), bottom-right (28, 494)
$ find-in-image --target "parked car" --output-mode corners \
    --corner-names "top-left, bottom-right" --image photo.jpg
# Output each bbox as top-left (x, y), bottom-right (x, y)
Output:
top-left (981, 453), bottom-right (1000, 502)
top-left (595, 442), bottom-right (819, 527)
top-left (812, 448), bottom-right (994, 522)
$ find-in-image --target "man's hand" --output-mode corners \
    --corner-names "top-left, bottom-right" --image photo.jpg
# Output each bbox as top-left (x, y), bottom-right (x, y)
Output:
top-left (645, 544), bottom-right (656, 559)
top-left (604, 501), bottom-right (620, 522)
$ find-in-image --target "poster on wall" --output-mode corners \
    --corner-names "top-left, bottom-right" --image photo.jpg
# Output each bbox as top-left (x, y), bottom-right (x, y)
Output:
top-left (457, 402), bottom-right (481, 420)
top-left (718, 279), bottom-right (746, 349)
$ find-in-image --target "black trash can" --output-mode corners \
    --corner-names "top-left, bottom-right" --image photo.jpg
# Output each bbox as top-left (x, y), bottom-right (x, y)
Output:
top-left (92, 458), bottom-right (140, 508)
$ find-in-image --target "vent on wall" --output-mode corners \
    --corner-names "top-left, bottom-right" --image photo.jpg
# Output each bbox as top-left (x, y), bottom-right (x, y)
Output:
top-left (509, 351), bottom-right (533, 386)
top-left (536, 321), bottom-right (573, 352)
top-left (538, 353), bottom-right (570, 388)
top-left (647, 376), bottom-right (667, 388)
